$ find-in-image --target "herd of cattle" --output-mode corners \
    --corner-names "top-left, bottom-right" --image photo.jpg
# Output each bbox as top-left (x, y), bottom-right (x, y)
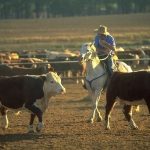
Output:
top-left (0, 47), bottom-right (149, 81)
top-left (0, 50), bottom-right (84, 78)
top-left (0, 47), bottom-right (150, 77)
top-left (0, 47), bottom-right (150, 133)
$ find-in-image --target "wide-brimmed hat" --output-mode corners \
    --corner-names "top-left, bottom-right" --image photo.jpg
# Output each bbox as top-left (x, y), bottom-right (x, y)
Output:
top-left (94, 25), bottom-right (109, 35)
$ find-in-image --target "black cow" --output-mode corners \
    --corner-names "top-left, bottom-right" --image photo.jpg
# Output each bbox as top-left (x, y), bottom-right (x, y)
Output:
top-left (105, 71), bottom-right (150, 130)
top-left (0, 72), bottom-right (66, 133)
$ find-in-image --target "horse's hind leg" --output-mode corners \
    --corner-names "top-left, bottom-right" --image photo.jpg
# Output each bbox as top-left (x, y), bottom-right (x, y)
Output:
top-left (95, 94), bottom-right (103, 122)
top-left (123, 105), bottom-right (138, 129)
top-left (0, 106), bottom-right (8, 130)
top-left (92, 98), bottom-right (103, 123)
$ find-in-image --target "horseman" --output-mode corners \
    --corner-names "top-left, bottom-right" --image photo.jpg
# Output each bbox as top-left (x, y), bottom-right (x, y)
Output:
top-left (94, 25), bottom-right (116, 77)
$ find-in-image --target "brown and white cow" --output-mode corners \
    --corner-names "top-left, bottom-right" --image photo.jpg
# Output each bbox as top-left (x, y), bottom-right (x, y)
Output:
top-left (0, 71), bottom-right (66, 133)
top-left (105, 71), bottom-right (150, 130)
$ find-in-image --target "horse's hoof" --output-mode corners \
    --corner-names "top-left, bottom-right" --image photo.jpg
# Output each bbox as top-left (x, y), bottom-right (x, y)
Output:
top-left (105, 127), bottom-right (111, 130)
top-left (131, 126), bottom-right (139, 130)
top-left (86, 119), bottom-right (94, 123)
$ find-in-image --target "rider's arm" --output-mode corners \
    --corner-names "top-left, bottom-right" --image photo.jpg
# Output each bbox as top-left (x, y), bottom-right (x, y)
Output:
top-left (101, 40), bottom-right (116, 51)
top-left (100, 35), bottom-right (116, 52)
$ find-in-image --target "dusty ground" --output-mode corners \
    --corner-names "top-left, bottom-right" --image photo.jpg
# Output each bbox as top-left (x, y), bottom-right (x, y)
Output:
top-left (0, 82), bottom-right (150, 150)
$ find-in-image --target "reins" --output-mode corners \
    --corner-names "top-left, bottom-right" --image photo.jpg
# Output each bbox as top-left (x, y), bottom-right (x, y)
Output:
top-left (98, 51), bottom-right (112, 61)
top-left (98, 54), bottom-right (110, 61)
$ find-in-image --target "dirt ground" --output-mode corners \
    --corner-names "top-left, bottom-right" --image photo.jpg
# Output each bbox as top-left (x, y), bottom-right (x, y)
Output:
top-left (0, 81), bottom-right (150, 150)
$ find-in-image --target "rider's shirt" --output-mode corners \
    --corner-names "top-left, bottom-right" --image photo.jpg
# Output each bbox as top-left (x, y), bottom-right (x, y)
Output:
top-left (94, 34), bottom-right (116, 56)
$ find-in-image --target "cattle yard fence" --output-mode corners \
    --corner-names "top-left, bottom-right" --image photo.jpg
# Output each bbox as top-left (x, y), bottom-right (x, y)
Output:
top-left (0, 58), bottom-right (150, 81)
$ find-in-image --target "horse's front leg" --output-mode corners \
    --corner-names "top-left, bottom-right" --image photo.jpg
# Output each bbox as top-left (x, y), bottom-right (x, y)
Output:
top-left (0, 107), bottom-right (8, 130)
top-left (89, 90), bottom-right (103, 123)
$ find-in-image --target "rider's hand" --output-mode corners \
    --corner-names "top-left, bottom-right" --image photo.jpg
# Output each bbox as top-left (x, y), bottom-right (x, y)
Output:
top-left (101, 40), bottom-right (107, 44)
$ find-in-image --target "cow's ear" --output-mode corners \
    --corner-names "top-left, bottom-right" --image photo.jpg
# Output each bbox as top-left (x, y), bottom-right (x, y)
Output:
top-left (40, 75), bottom-right (46, 81)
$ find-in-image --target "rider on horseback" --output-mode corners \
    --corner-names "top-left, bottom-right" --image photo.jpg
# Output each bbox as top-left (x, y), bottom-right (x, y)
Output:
top-left (94, 25), bottom-right (116, 77)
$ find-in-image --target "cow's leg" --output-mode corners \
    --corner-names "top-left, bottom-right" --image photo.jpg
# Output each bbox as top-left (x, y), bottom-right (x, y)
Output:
top-left (89, 90), bottom-right (103, 123)
top-left (25, 104), bottom-right (43, 132)
top-left (28, 113), bottom-right (36, 133)
top-left (105, 99), bottom-right (116, 130)
top-left (76, 72), bottom-right (79, 84)
top-left (0, 107), bottom-right (8, 130)
top-left (123, 105), bottom-right (138, 129)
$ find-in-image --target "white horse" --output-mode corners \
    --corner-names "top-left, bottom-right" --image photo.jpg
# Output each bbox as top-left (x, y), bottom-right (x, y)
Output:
top-left (79, 43), bottom-right (133, 123)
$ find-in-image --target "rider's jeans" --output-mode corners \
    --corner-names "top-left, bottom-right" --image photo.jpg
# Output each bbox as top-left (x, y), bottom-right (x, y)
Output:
top-left (103, 55), bottom-right (114, 77)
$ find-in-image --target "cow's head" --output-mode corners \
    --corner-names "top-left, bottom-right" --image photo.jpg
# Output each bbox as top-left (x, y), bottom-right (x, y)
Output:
top-left (43, 71), bottom-right (66, 97)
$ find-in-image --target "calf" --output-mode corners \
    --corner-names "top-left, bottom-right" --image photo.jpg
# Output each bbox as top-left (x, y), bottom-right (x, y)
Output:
top-left (0, 71), bottom-right (66, 133)
top-left (105, 71), bottom-right (150, 130)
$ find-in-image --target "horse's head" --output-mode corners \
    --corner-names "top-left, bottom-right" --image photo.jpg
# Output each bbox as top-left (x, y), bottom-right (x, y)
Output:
top-left (79, 43), bottom-right (97, 62)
